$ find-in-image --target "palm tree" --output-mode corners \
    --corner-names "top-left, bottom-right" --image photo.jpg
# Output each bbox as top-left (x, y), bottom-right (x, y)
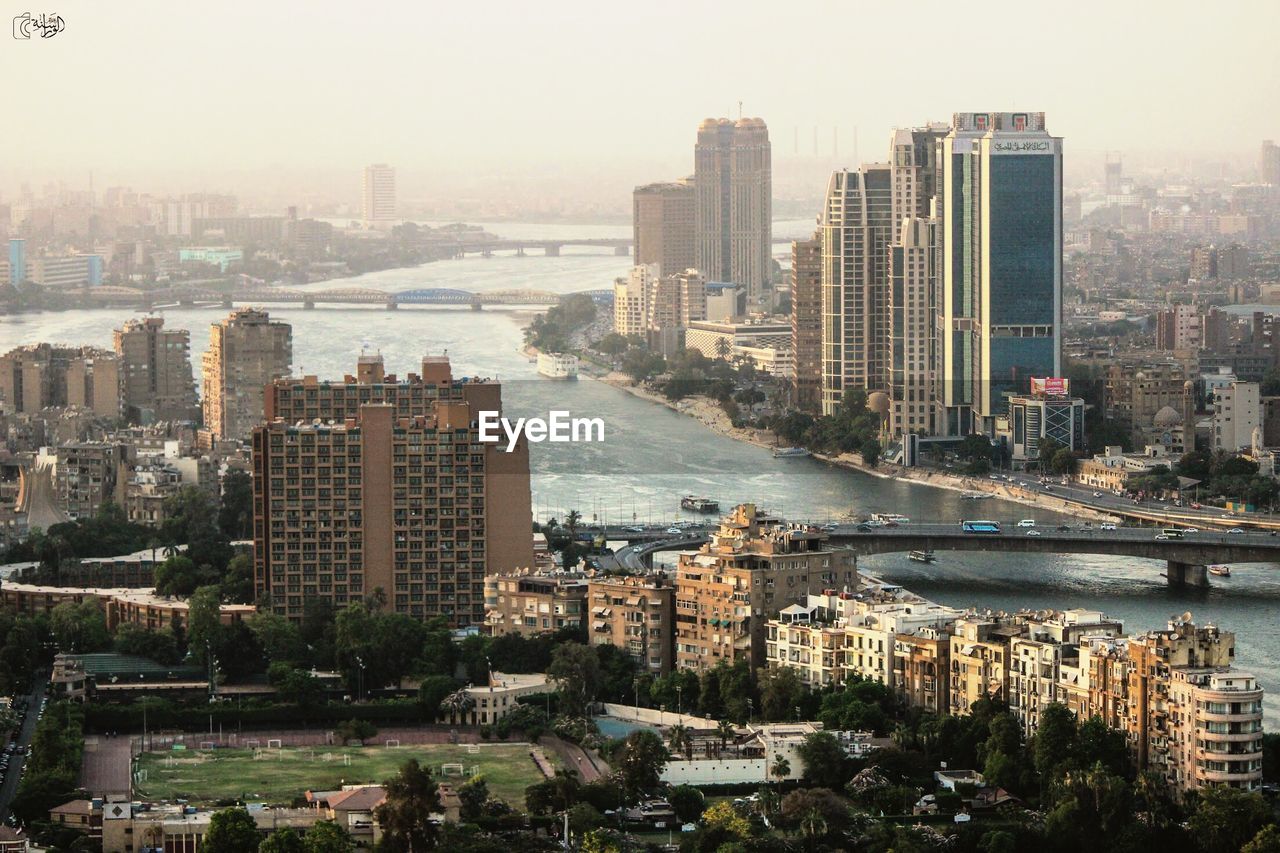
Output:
top-left (667, 724), bottom-right (693, 761)
top-left (565, 509), bottom-right (582, 540)
top-left (770, 755), bottom-right (790, 785)
top-left (799, 807), bottom-right (828, 852)
top-left (442, 690), bottom-right (476, 726)
top-left (715, 719), bottom-right (737, 755)
top-left (715, 338), bottom-right (731, 361)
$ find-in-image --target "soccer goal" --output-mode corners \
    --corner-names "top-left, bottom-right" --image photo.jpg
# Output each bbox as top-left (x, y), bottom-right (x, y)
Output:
top-left (384, 739), bottom-right (401, 749)
top-left (465, 743), bottom-right (480, 754)
top-left (199, 741), bottom-right (216, 751)
top-left (244, 739), bottom-right (261, 749)
top-left (267, 739), bottom-right (283, 749)
top-left (440, 763), bottom-right (466, 777)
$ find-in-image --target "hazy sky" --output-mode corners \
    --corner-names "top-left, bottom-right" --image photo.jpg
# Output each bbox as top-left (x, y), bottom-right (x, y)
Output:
top-left (4, 0), bottom-right (1278, 190)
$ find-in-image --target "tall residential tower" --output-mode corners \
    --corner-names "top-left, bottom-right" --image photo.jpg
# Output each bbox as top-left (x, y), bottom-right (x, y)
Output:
top-left (362, 164), bottom-right (397, 229)
top-left (695, 118), bottom-right (772, 304)
top-left (201, 308), bottom-right (293, 441)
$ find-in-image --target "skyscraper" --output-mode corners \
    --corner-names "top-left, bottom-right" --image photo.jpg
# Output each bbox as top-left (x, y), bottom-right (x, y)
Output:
top-left (694, 118), bottom-right (772, 303)
top-left (936, 112), bottom-right (1062, 435)
top-left (633, 179), bottom-right (696, 276)
top-left (790, 232), bottom-right (822, 413)
top-left (362, 163), bottom-right (397, 229)
top-left (113, 317), bottom-right (199, 424)
top-left (1261, 140), bottom-right (1280, 186)
top-left (202, 308), bottom-right (293, 441)
top-left (252, 355), bottom-right (533, 625)
top-left (819, 166), bottom-right (892, 414)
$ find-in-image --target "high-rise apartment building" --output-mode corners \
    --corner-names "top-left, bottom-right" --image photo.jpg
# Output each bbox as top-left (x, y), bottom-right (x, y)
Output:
top-left (252, 355), bottom-right (533, 626)
top-left (201, 309), bottom-right (292, 441)
top-left (695, 118), bottom-right (772, 303)
top-left (1261, 140), bottom-right (1280, 186)
top-left (483, 571), bottom-right (588, 637)
top-left (362, 164), bottom-right (397, 229)
top-left (613, 264), bottom-right (659, 337)
top-left (889, 218), bottom-right (936, 436)
top-left (0, 344), bottom-right (118, 418)
top-left (1212, 381), bottom-right (1261, 452)
top-left (633, 180), bottom-right (696, 277)
top-left (790, 232), bottom-right (822, 413)
top-left (1191, 244), bottom-right (1249, 281)
top-left (587, 575), bottom-right (675, 675)
top-left (112, 318), bottom-right (199, 424)
top-left (675, 504), bottom-right (856, 673)
top-left (1155, 304), bottom-right (1204, 351)
top-left (1127, 617), bottom-right (1262, 797)
top-left (936, 112), bottom-right (1062, 435)
top-left (819, 166), bottom-right (892, 414)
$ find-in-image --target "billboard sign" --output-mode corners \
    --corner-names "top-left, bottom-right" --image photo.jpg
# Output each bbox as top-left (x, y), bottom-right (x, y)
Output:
top-left (1031, 377), bottom-right (1069, 397)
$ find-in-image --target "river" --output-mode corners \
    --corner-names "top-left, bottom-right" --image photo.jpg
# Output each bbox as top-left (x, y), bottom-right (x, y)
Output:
top-left (4, 221), bottom-right (1278, 723)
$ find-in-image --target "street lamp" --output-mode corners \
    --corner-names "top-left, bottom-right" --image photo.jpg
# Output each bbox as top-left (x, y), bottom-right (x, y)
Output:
top-left (676, 684), bottom-right (682, 716)
top-left (354, 655), bottom-right (365, 702)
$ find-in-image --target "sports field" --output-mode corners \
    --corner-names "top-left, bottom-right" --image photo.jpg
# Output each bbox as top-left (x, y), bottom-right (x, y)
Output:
top-left (134, 742), bottom-right (557, 807)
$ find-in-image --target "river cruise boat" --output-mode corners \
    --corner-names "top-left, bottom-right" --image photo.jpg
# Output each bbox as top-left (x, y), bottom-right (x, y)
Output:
top-left (872, 513), bottom-right (910, 525)
top-left (680, 496), bottom-right (720, 513)
top-left (908, 550), bottom-right (937, 563)
top-left (536, 351), bottom-right (579, 379)
top-left (772, 446), bottom-right (811, 458)
top-left (1209, 565), bottom-right (1231, 577)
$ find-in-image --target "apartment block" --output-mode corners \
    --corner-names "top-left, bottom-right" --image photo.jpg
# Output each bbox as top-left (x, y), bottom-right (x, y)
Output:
top-left (483, 571), bottom-right (588, 637)
top-left (894, 628), bottom-right (951, 715)
top-left (0, 344), bottom-right (119, 417)
top-left (202, 308), bottom-right (292, 441)
top-left (790, 232), bottom-right (822, 413)
top-left (948, 615), bottom-right (1025, 716)
top-left (252, 356), bottom-right (533, 625)
top-left (113, 317), bottom-right (199, 424)
top-left (587, 574), bottom-right (675, 674)
top-left (1008, 609), bottom-right (1124, 737)
top-left (55, 442), bottom-right (125, 520)
top-left (633, 180), bottom-right (696, 277)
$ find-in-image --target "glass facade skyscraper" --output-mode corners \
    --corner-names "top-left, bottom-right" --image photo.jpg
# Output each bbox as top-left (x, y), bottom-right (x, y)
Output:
top-left (936, 112), bottom-right (1062, 435)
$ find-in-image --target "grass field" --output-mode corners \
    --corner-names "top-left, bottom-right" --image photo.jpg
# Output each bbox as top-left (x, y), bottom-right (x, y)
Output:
top-left (134, 742), bottom-right (557, 807)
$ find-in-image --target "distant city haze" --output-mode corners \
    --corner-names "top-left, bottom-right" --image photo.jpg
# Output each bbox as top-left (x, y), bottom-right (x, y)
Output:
top-left (3, 0), bottom-right (1278, 215)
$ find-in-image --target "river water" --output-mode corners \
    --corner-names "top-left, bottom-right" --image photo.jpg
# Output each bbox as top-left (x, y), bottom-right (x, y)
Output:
top-left (4, 221), bottom-right (1279, 723)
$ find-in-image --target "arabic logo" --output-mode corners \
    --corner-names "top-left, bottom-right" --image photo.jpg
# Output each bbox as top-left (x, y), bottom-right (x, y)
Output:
top-left (13, 12), bottom-right (65, 39)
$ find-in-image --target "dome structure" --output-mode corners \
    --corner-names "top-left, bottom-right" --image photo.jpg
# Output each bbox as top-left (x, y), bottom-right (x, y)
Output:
top-left (867, 392), bottom-right (891, 415)
top-left (1153, 405), bottom-right (1183, 428)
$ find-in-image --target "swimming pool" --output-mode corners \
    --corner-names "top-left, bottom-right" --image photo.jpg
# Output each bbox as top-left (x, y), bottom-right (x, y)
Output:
top-left (594, 716), bottom-right (656, 739)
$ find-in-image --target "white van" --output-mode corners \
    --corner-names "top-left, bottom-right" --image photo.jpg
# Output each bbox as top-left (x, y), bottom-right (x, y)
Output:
top-left (1017, 519), bottom-right (1036, 528)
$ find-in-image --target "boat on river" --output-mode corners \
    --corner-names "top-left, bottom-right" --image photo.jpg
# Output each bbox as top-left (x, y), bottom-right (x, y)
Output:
top-left (908, 550), bottom-right (937, 563)
top-left (681, 496), bottom-right (720, 513)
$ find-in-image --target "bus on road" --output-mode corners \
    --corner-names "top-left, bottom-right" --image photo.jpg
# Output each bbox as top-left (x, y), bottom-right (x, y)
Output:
top-left (961, 520), bottom-right (1002, 534)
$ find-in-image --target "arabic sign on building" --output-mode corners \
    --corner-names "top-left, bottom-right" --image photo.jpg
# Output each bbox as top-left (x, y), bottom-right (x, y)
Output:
top-left (992, 139), bottom-right (1052, 154)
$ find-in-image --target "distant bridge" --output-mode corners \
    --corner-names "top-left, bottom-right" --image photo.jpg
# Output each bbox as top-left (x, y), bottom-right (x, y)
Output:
top-left (425, 234), bottom-right (802, 258)
top-left (594, 522), bottom-right (1280, 586)
top-left (127, 284), bottom-right (593, 311)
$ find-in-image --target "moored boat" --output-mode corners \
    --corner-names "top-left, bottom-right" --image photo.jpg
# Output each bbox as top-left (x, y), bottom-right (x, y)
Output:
top-left (908, 550), bottom-right (937, 563)
top-left (1209, 565), bottom-right (1231, 577)
top-left (772, 446), bottom-right (811, 458)
top-left (680, 495), bottom-right (720, 513)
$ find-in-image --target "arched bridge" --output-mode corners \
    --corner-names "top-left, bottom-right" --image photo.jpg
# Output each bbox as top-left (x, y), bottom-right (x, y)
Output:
top-left (131, 285), bottom-right (593, 310)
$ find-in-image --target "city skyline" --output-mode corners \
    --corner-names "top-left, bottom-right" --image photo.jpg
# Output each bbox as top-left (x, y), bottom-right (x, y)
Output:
top-left (2, 1), bottom-right (1278, 207)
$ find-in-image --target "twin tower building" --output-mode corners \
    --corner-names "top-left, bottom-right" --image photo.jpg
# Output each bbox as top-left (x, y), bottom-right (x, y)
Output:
top-left (802, 112), bottom-right (1063, 441)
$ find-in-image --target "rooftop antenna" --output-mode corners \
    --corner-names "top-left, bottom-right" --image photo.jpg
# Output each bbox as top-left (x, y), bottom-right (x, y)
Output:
top-left (738, 100), bottom-right (743, 119)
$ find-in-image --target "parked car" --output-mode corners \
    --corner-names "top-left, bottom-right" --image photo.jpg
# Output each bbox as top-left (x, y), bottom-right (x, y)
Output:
top-left (1100, 523), bottom-right (1117, 531)
top-left (1228, 528), bottom-right (1246, 534)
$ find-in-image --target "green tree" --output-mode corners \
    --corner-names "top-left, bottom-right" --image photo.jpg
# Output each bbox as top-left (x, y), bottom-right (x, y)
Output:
top-left (186, 585), bottom-right (223, 665)
top-left (1243, 825), bottom-right (1280, 853)
top-left (49, 600), bottom-right (110, 653)
top-left (525, 770), bottom-right (580, 815)
top-left (1033, 703), bottom-right (1077, 780)
top-left (1187, 787), bottom-right (1271, 853)
top-left (458, 774), bottom-right (490, 821)
top-left (758, 665), bottom-right (805, 722)
top-left (862, 438), bottom-right (882, 468)
top-left (548, 642), bottom-right (600, 717)
top-left (375, 759), bottom-right (442, 851)
top-left (616, 729), bottom-right (668, 797)
top-left (668, 784), bottom-right (705, 823)
top-left (260, 827), bottom-right (306, 853)
top-left (204, 807), bottom-right (262, 853)
top-left (113, 622), bottom-right (180, 664)
top-left (222, 553), bottom-right (257, 604)
top-left (417, 675), bottom-right (460, 719)
top-left (218, 469), bottom-right (254, 540)
top-left (1038, 436), bottom-right (1063, 468)
top-left (248, 612), bottom-right (307, 664)
top-left (1050, 447), bottom-right (1078, 476)
top-left (153, 555), bottom-right (219, 597)
top-left (302, 820), bottom-right (355, 853)
top-left (795, 731), bottom-right (851, 789)
top-left (267, 663), bottom-right (324, 707)
top-left (161, 485), bottom-right (233, 572)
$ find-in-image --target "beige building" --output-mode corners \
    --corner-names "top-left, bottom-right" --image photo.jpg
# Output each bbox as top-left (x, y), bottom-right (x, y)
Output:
top-left (1212, 381), bottom-right (1261, 453)
top-left (790, 232), bottom-right (822, 413)
top-left (362, 163), bottom-right (396, 228)
top-left (55, 441), bottom-right (125, 520)
top-left (113, 317), bottom-right (199, 424)
top-left (675, 504), bottom-right (856, 673)
top-left (253, 355), bottom-right (533, 625)
top-left (894, 628), bottom-right (950, 715)
top-left (588, 574), bottom-right (675, 674)
top-left (483, 571), bottom-right (588, 637)
top-left (613, 264), bottom-right (658, 337)
top-left (202, 308), bottom-right (292, 441)
top-left (888, 217), bottom-right (935, 437)
top-left (1008, 609), bottom-right (1124, 737)
top-left (0, 344), bottom-right (119, 417)
top-left (633, 179), bottom-right (696, 277)
top-left (949, 615), bottom-right (1024, 716)
top-left (694, 118), bottom-right (771, 304)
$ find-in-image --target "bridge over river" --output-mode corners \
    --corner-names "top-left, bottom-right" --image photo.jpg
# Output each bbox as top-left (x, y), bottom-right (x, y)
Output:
top-left (600, 522), bottom-right (1280, 587)
top-left (96, 284), bottom-right (616, 311)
